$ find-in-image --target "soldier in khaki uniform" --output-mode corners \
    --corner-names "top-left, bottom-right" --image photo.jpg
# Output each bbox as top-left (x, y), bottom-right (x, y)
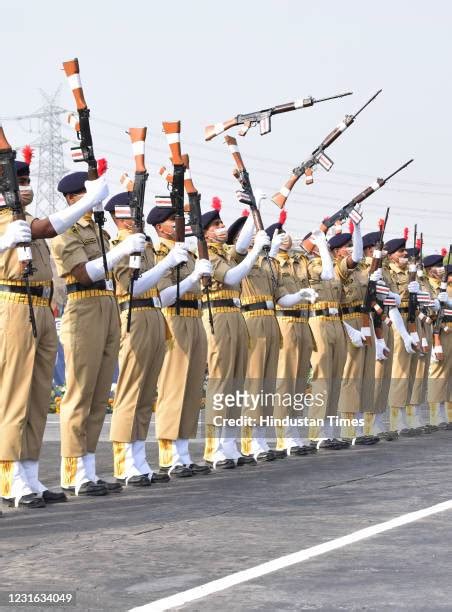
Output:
top-left (148, 202), bottom-right (211, 477)
top-left (201, 206), bottom-right (260, 468)
top-left (384, 237), bottom-right (421, 433)
top-left (330, 225), bottom-right (379, 444)
top-left (361, 232), bottom-right (399, 439)
top-left (105, 192), bottom-right (188, 486)
top-left (425, 256), bottom-right (452, 427)
top-left (265, 216), bottom-right (317, 456)
top-left (305, 228), bottom-right (348, 449)
top-left (0, 159), bottom-right (110, 507)
top-left (51, 172), bottom-right (146, 496)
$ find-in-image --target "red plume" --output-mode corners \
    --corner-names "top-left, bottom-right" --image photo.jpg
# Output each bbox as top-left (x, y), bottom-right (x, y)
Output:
top-left (97, 158), bottom-right (108, 176)
top-left (415, 238), bottom-right (422, 250)
top-left (348, 220), bottom-right (354, 234)
top-left (279, 210), bottom-right (287, 226)
top-left (241, 208), bottom-right (249, 217)
top-left (211, 196), bottom-right (222, 211)
top-left (22, 145), bottom-right (34, 166)
top-left (403, 227), bottom-right (409, 241)
top-left (441, 247), bottom-right (447, 257)
top-left (378, 218), bottom-right (385, 231)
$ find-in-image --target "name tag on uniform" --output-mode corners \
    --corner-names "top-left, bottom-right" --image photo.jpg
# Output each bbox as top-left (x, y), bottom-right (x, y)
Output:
top-left (105, 279), bottom-right (114, 292)
top-left (265, 300), bottom-right (275, 310)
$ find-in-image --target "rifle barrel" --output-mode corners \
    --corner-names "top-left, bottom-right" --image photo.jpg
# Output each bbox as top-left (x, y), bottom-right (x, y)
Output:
top-left (352, 89), bottom-right (383, 120)
top-left (315, 91), bottom-right (353, 104)
top-left (383, 159), bottom-right (414, 182)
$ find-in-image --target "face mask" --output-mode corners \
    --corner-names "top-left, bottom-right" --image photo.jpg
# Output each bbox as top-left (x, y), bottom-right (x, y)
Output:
top-left (214, 227), bottom-right (228, 241)
top-left (280, 234), bottom-right (292, 251)
top-left (19, 186), bottom-right (34, 207)
top-left (398, 257), bottom-right (408, 266)
top-left (432, 266), bottom-right (445, 276)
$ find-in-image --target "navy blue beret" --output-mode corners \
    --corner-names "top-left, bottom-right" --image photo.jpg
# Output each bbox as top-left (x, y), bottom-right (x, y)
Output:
top-left (384, 238), bottom-right (406, 255)
top-left (406, 247), bottom-right (420, 258)
top-left (105, 191), bottom-right (131, 214)
top-left (227, 215), bottom-right (248, 245)
top-left (423, 254), bottom-right (444, 268)
top-left (362, 231), bottom-right (380, 249)
top-left (328, 232), bottom-right (352, 249)
top-left (147, 204), bottom-right (174, 226)
top-left (201, 209), bottom-right (221, 230)
top-left (15, 161), bottom-right (30, 177)
top-left (265, 222), bottom-right (283, 240)
top-left (57, 172), bottom-right (88, 195)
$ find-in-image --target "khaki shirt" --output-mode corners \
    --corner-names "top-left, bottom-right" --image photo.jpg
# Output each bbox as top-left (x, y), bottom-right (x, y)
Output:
top-left (387, 261), bottom-right (410, 303)
top-left (290, 252), bottom-right (311, 290)
top-left (336, 257), bottom-right (368, 305)
top-left (363, 256), bottom-right (397, 293)
top-left (0, 208), bottom-right (53, 283)
top-left (238, 254), bottom-right (287, 304)
top-left (206, 242), bottom-right (243, 295)
top-left (111, 229), bottom-right (157, 299)
top-left (307, 256), bottom-right (342, 305)
top-left (275, 252), bottom-right (304, 295)
top-left (51, 213), bottom-right (110, 280)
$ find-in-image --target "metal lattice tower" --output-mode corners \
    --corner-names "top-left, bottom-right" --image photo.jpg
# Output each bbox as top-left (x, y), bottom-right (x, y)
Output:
top-left (1, 88), bottom-right (68, 217)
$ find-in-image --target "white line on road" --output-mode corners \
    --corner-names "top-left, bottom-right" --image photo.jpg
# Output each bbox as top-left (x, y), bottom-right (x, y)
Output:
top-left (129, 499), bottom-right (452, 612)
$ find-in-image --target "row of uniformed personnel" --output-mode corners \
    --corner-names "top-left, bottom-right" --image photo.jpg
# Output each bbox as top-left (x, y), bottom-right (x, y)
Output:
top-left (0, 162), bottom-right (451, 508)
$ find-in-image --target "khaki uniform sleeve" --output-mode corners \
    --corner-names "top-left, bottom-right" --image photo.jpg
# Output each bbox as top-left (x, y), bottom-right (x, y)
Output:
top-left (274, 263), bottom-right (288, 301)
top-left (210, 252), bottom-right (231, 284)
top-left (336, 257), bottom-right (351, 282)
top-left (112, 255), bottom-right (131, 294)
top-left (50, 229), bottom-right (88, 278)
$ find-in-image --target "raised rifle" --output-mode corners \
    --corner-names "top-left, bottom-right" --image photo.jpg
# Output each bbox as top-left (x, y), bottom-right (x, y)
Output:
top-left (272, 90), bottom-right (382, 207)
top-left (432, 245), bottom-right (452, 361)
top-left (361, 208), bottom-right (390, 346)
top-left (205, 91), bottom-right (353, 141)
top-left (124, 128), bottom-right (148, 333)
top-left (63, 58), bottom-right (108, 277)
top-left (407, 224), bottom-right (421, 352)
top-left (224, 135), bottom-right (277, 289)
top-left (0, 123), bottom-right (37, 337)
top-left (162, 121), bottom-right (185, 315)
top-left (415, 233), bottom-right (431, 354)
top-left (301, 159), bottom-right (414, 253)
top-left (182, 154), bottom-right (214, 333)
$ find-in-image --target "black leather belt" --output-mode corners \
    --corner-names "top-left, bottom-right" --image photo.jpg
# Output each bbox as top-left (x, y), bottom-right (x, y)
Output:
top-left (169, 299), bottom-right (200, 309)
top-left (399, 307), bottom-right (409, 314)
top-left (276, 309), bottom-right (309, 318)
top-left (66, 280), bottom-right (109, 294)
top-left (340, 305), bottom-right (362, 315)
top-left (309, 308), bottom-right (339, 317)
top-left (443, 316), bottom-right (452, 324)
top-left (0, 283), bottom-right (52, 298)
top-left (119, 298), bottom-right (159, 312)
top-left (202, 298), bottom-right (238, 309)
top-left (242, 301), bottom-right (274, 312)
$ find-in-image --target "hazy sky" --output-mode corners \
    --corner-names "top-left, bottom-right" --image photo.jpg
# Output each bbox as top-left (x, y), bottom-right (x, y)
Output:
top-left (1, 1), bottom-right (451, 253)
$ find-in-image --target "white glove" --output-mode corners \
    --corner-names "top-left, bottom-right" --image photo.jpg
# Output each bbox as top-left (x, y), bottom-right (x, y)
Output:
top-left (251, 230), bottom-right (271, 255)
top-left (269, 232), bottom-right (285, 258)
top-left (0, 220), bottom-right (32, 252)
top-left (189, 258), bottom-right (213, 283)
top-left (408, 280), bottom-right (420, 293)
top-left (299, 287), bottom-right (318, 304)
top-left (85, 233), bottom-right (146, 282)
top-left (343, 321), bottom-right (364, 348)
top-left (438, 291), bottom-right (449, 304)
top-left (351, 220), bottom-right (363, 263)
top-left (164, 243), bottom-right (189, 269)
top-left (132, 243), bottom-right (189, 296)
top-left (403, 334), bottom-right (417, 354)
top-left (388, 307), bottom-right (416, 354)
top-left (375, 338), bottom-right (389, 360)
top-left (311, 229), bottom-right (334, 281)
top-left (254, 190), bottom-right (266, 210)
top-left (430, 299), bottom-right (441, 312)
top-left (235, 214), bottom-right (255, 255)
top-left (370, 269), bottom-right (383, 282)
top-left (48, 176), bottom-right (109, 234)
top-left (387, 291), bottom-right (402, 307)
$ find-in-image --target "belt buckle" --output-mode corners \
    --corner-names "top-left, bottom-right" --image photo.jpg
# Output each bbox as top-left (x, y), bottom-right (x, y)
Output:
top-left (265, 300), bottom-right (274, 310)
top-left (196, 300), bottom-right (201, 310)
top-left (328, 307), bottom-right (338, 315)
top-left (42, 286), bottom-right (51, 299)
top-left (105, 279), bottom-right (114, 292)
top-left (153, 297), bottom-right (162, 308)
top-left (233, 297), bottom-right (241, 308)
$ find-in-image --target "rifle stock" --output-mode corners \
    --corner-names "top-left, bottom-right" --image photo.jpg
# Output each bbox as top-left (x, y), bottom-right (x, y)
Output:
top-left (432, 244), bottom-right (452, 360)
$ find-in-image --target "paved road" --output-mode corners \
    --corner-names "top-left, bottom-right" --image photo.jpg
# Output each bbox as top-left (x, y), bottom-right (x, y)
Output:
top-left (1, 424), bottom-right (451, 612)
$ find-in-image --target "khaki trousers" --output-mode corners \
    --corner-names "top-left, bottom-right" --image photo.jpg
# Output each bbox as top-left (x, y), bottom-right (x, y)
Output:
top-left (308, 318), bottom-right (347, 421)
top-left (155, 315), bottom-right (207, 440)
top-left (427, 329), bottom-right (452, 403)
top-left (242, 315), bottom-right (280, 423)
top-left (110, 308), bottom-right (166, 443)
top-left (373, 322), bottom-right (394, 414)
top-left (409, 322), bottom-right (432, 405)
top-left (388, 317), bottom-right (418, 409)
top-left (274, 320), bottom-right (313, 420)
top-left (59, 296), bottom-right (120, 457)
top-left (338, 316), bottom-right (376, 414)
top-left (0, 301), bottom-right (57, 461)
